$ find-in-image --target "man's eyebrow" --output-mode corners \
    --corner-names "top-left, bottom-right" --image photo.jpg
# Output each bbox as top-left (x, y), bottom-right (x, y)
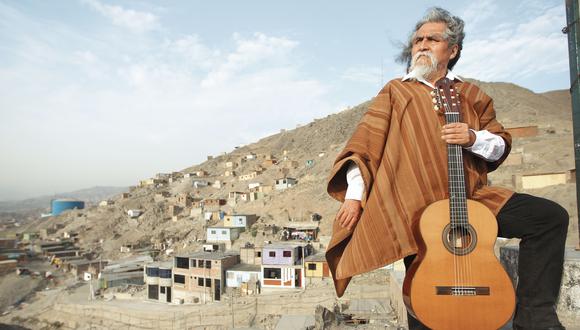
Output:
top-left (413, 33), bottom-right (446, 42)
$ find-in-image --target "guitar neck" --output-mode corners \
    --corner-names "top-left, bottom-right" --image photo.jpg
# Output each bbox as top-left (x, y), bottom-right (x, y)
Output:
top-left (438, 79), bottom-right (469, 226)
top-left (447, 140), bottom-right (468, 226)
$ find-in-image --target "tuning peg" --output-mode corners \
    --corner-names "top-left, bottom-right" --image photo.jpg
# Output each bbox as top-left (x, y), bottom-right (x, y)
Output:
top-left (434, 105), bottom-right (440, 111)
top-left (430, 90), bottom-right (436, 97)
top-left (432, 98), bottom-right (438, 104)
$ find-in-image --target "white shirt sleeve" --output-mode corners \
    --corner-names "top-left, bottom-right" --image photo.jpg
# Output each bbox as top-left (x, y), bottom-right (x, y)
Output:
top-left (464, 129), bottom-right (506, 162)
top-left (345, 162), bottom-right (365, 201)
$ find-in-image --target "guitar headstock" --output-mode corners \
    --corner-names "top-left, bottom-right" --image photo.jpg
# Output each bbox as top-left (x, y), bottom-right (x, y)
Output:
top-left (432, 78), bottom-right (461, 117)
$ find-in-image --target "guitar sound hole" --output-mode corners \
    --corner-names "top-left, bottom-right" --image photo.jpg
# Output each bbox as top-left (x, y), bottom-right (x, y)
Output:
top-left (442, 224), bottom-right (477, 255)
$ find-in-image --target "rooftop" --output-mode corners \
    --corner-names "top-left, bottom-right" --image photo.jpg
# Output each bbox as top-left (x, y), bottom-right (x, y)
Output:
top-left (304, 253), bottom-right (327, 262)
top-left (283, 222), bottom-right (319, 230)
top-left (177, 251), bottom-right (240, 260)
top-left (264, 242), bottom-right (309, 249)
top-left (227, 264), bottom-right (261, 272)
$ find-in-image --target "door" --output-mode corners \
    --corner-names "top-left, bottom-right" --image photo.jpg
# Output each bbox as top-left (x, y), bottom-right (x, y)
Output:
top-left (295, 269), bottom-right (301, 288)
top-left (166, 287), bottom-right (172, 303)
top-left (214, 279), bottom-right (221, 301)
top-left (148, 285), bottom-right (158, 300)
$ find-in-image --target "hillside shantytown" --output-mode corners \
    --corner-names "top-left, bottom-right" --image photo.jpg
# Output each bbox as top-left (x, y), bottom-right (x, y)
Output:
top-left (0, 80), bottom-right (579, 329)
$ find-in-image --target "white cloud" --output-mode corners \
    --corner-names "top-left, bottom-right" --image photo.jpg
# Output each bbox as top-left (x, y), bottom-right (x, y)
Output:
top-left (0, 16), bottom-right (336, 198)
top-left (341, 65), bottom-right (381, 84)
top-left (461, 0), bottom-right (499, 32)
top-left (201, 32), bottom-right (299, 87)
top-left (457, 5), bottom-right (568, 82)
top-left (164, 35), bottom-right (219, 70)
top-left (82, 0), bottom-right (159, 33)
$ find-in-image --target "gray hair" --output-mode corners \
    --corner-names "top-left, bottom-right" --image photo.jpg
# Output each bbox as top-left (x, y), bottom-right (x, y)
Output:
top-left (397, 7), bottom-right (465, 70)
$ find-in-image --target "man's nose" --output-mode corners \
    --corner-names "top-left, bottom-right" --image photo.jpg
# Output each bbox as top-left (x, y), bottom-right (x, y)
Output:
top-left (418, 39), bottom-right (430, 51)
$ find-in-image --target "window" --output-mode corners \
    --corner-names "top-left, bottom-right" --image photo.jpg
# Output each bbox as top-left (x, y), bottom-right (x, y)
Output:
top-left (146, 267), bottom-right (159, 277)
top-left (160, 286), bottom-right (165, 294)
top-left (222, 230), bottom-right (227, 235)
top-left (269, 251), bottom-right (275, 257)
top-left (190, 259), bottom-right (197, 268)
top-left (256, 251), bottom-right (261, 257)
top-left (205, 260), bottom-right (211, 269)
top-left (205, 278), bottom-right (211, 287)
top-left (264, 268), bottom-right (282, 279)
top-left (198, 277), bottom-right (204, 286)
top-left (211, 230), bottom-right (216, 234)
top-left (159, 269), bottom-right (172, 278)
top-left (283, 251), bottom-right (291, 258)
top-left (308, 263), bottom-right (317, 270)
top-left (198, 260), bottom-right (205, 268)
top-left (175, 257), bottom-right (189, 269)
top-left (174, 274), bottom-right (185, 284)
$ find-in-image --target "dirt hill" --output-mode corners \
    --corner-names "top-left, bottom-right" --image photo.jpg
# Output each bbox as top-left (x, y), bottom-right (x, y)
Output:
top-left (23, 80), bottom-right (578, 261)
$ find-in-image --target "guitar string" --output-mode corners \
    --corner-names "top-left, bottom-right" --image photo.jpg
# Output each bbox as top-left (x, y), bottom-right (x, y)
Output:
top-left (442, 84), bottom-right (473, 297)
top-left (452, 93), bottom-right (472, 297)
top-left (437, 86), bottom-right (459, 299)
top-left (450, 103), bottom-right (468, 296)
top-left (452, 109), bottom-right (470, 295)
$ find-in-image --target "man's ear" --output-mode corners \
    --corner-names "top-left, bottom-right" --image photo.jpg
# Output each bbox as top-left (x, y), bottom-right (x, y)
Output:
top-left (450, 44), bottom-right (459, 59)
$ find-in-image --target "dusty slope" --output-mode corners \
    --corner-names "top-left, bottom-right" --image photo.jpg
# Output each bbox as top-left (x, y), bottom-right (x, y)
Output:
top-left (23, 80), bottom-right (578, 261)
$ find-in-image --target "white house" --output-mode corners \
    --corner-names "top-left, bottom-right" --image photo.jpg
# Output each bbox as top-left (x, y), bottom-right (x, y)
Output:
top-left (206, 227), bottom-right (243, 242)
top-left (192, 180), bottom-right (209, 188)
top-left (127, 210), bottom-right (142, 218)
top-left (224, 214), bottom-right (257, 229)
top-left (275, 177), bottom-right (298, 190)
top-left (226, 264), bottom-right (261, 289)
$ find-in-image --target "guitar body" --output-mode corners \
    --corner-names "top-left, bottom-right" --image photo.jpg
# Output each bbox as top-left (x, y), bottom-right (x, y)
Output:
top-left (403, 199), bottom-right (515, 330)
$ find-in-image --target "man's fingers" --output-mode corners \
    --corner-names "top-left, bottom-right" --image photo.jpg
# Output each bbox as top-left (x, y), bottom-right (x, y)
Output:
top-left (346, 213), bottom-right (361, 230)
top-left (336, 200), bottom-right (362, 229)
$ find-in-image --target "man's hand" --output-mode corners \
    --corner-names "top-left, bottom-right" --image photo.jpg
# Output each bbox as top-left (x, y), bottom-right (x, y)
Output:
top-left (335, 199), bottom-right (362, 231)
top-left (441, 123), bottom-right (475, 147)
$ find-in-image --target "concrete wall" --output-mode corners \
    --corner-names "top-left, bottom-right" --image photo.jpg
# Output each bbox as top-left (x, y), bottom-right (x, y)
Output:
top-left (262, 246), bottom-right (299, 265)
top-left (521, 172), bottom-right (567, 189)
top-left (506, 126), bottom-right (539, 138)
top-left (207, 227), bottom-right (240, 241)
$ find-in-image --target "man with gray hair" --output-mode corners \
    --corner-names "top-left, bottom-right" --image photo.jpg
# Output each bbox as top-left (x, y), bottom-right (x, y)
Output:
top-left (326, 7), bottom-right (568, 330)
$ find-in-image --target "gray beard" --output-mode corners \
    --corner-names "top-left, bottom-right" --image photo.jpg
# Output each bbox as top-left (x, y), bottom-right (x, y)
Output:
top-left (407, 51), bottom-right (438, 81)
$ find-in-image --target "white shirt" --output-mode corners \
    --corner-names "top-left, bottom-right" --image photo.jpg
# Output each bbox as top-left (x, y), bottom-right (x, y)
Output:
top-left (344, 71), bottom-right (506, 201)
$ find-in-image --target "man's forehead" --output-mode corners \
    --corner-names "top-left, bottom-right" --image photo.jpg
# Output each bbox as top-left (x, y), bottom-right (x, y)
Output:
top-left (413, 31), bottom-right (446, 38)
top-left (415, 22), bottom-right (448, 35)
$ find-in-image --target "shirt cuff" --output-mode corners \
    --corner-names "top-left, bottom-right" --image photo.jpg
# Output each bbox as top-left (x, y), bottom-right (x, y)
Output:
top-left (345, 162), bottom-right (365, 201)
top-left (464, 129), bottom-right (506, 162)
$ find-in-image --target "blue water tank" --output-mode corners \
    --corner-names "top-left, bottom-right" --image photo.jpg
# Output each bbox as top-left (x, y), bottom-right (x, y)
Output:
top-left (51, 199), bottom-right (85, 216)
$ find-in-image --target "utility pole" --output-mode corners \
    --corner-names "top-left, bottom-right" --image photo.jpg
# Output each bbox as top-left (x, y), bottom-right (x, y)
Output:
top-left (564, 0), bottom-right (580, 250)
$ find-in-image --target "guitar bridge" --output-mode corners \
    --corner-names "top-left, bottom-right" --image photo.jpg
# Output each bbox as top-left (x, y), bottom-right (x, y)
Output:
top-left (435, 286), bottom-right (490, 296)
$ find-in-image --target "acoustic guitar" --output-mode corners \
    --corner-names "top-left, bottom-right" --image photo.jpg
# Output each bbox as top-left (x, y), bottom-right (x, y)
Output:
top-left (402, 78), bottom-right (515, 329)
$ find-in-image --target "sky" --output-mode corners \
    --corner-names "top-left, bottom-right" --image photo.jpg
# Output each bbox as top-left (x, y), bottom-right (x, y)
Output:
top-left (0, 0), bottom-right (571, 201)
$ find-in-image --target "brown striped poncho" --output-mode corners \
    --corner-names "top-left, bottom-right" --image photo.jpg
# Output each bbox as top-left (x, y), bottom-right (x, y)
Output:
top-left (325, 78), bottom-right (514, 297)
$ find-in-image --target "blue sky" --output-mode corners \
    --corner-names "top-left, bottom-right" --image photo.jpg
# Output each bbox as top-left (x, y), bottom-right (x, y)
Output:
top-left (0, 0), bottom-right (570, 200)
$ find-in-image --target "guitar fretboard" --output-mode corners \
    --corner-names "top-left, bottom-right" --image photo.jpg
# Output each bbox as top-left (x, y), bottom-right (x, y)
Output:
top-left (435, 79), bottom-right (469, 226)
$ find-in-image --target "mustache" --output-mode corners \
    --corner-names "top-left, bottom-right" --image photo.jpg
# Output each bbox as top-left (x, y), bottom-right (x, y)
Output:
top-left (412, 51), bottom-right (435, 63)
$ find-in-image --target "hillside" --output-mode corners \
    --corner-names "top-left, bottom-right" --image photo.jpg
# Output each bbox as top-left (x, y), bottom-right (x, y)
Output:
top-left (0, 186), bottom-right (128, 213)
top-left (22, 80), bottom-right (579, 262)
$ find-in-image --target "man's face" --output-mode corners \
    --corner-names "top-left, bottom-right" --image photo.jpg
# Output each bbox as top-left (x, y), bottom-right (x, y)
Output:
top-left (411, 22), bottom-right (458, 71)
